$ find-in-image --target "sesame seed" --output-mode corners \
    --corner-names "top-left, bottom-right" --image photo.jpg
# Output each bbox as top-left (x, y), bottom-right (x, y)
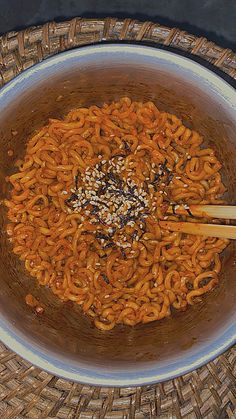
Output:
top-left (65, 154), bottom-right (161, 245)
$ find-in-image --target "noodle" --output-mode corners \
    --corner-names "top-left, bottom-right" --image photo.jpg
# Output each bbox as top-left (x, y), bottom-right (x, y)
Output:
top-left (5, 97), bottom-right (229, 330)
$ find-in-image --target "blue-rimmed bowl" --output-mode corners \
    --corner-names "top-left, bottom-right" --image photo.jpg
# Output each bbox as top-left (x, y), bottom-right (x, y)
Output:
top-left (0, 44), bottom-right (235, 387)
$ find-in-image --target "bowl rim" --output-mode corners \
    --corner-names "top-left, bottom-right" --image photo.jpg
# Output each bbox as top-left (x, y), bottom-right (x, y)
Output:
top-left (0, 43), bottom-right (235, 387)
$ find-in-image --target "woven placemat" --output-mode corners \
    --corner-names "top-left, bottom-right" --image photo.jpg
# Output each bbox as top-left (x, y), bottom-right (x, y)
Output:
top-left (0, 17), bottom-right (235, 419)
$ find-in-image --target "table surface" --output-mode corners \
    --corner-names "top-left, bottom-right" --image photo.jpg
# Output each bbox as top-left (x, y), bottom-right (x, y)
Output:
top-left (0, 0), bottom-right (235, 51)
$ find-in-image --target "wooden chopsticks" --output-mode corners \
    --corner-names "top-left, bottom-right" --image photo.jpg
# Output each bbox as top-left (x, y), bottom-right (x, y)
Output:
top-left (167, 204), bottom-right (236, 220)
top-left (162, 205), bottom-right (236, 239)
top-left (160, 220), bottom-right (236, 240)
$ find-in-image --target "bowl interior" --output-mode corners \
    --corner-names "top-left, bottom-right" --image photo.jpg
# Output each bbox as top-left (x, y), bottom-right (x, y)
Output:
top-left (0, 45), bottom-right (235, 385)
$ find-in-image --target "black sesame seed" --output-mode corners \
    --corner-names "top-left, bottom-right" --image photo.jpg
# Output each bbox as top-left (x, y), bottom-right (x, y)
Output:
top-left (153, 173), bottom-right (161, 184)
top-left (186, 207), bottom-right (194, 217)
top-left (95, 232), bottom-right (110, 241)
top-left (91, 205), bottom-right (99, 214)
top-left (172, 204), bottom-right (177, 215)
top-left (66, 193), bottom-right (78, 202)
top-left (119, 215), bottom-right (127, 228)
top-left (75, 171), bottom-right (80, 189)
top-left (97, 185), bottom-right (106, 196)
top-left (101, 273), bottom-right (109, 284)
top-left (160, 159), bottom-right (168, 172)
top-left (95, 215), bottom-right (106, 225)
top-left (123, 140), bottom-right (131, 152)
top-left (166, 172), bottom-right (174, 185)
top-left (104, 242), bottom-right (115, 249)
top-left (81, 199), bottom-right (90, 208)
top-left (131, 230), bottom-right (139, 241)
top-left (120, 248), bottom-right (127, 260)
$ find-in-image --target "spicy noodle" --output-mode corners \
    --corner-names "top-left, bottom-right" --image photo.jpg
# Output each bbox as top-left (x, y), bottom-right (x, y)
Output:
top-left (5, 97), bottom-right (229, 330)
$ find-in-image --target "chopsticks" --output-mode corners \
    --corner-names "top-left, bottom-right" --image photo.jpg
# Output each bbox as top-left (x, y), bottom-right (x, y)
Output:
top-left (167, 204), bottom-right (236, 220)
top-left (161, 204), bottom-right (236, 240)
top-left (160, 221), bottom-right (236, 240)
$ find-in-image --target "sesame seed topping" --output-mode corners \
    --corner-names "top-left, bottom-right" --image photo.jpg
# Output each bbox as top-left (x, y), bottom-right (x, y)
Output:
top-left (65, 154), bottom-right (182, 249)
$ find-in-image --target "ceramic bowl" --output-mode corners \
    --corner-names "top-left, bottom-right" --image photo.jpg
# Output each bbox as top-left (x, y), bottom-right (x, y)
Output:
top-left (0, 44), bottom-right (235, 386)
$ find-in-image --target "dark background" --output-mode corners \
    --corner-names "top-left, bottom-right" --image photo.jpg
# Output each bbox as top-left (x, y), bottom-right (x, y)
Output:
top-left (0, 0), bottom-right (235, 51)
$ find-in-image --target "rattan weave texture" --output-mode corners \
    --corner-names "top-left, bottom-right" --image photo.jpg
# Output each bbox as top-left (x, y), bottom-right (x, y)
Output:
top-left (0, 17), bottom-right (235, 419)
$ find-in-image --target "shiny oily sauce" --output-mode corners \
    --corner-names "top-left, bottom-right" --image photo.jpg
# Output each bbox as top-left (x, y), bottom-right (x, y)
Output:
top-left (5, 97), bottom-right (229, 330)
